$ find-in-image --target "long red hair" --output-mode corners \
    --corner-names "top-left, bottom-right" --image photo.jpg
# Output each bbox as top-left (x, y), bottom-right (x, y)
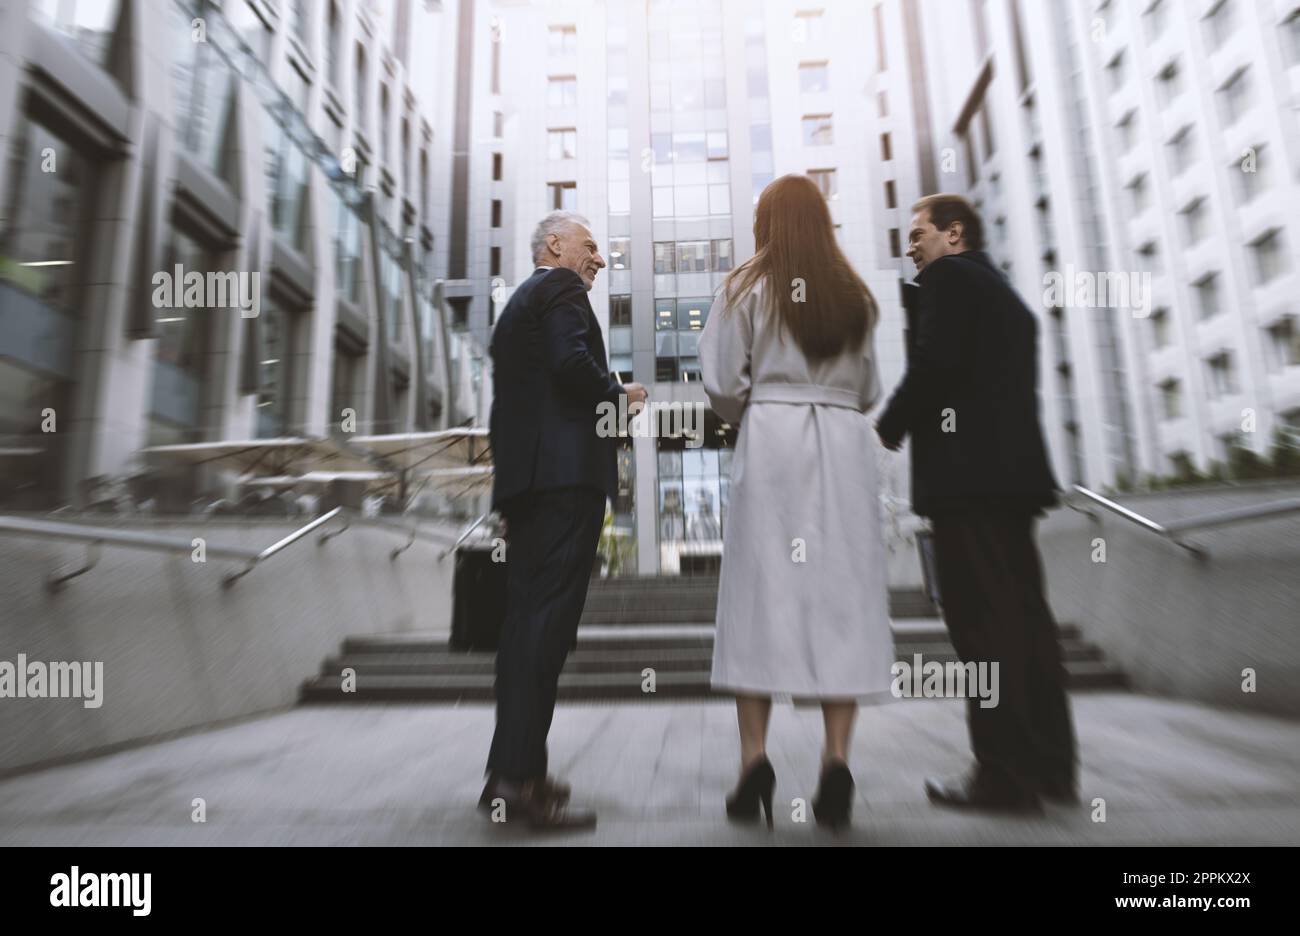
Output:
top-left (723, 174), bottom-right (877, 360)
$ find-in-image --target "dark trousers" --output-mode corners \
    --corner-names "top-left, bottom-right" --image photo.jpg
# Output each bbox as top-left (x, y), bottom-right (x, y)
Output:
top-left (486, 486), bottom-right (606, 783)
top-left (930, 510), bottom-right (1078, 793)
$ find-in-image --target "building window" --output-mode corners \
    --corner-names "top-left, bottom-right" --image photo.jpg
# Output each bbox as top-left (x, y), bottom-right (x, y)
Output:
top-left (547, 77), bottom-right (578, 108)
top-left (675, 241), bottom-right (709, 274)
top-left (1284, 9), bottom-right (1300, 66)
top-left (334, 191), bottom-right (362, 305)
top-left (1181, 198), bottom-right (1207, 246)
top-left (798, 62), bottom-right (830, 93)
top-left (1155, 59), bottom-right (1182, 108)
top-left (794, 9), bottom-right (825, 42)
top-left (290, 0), bottom-right (309, 41)
top-left (548, 24), bottom-right (577, 55)
top-left (32, 0), bottom-right (120, 67)
top-left (1218, 68), bottom-right (1250, 126)
top-left (1116, 110), bottom-right (1138, 152)
top-left (610, 295), bottom-right (632, 326)
top-left (1194, 272), bottom-right (1221, 320)
top-left (1127, 173), bottom-right (1148, 214)
top-left (1137, 241), bottom-right (1161, 276)
top-left (354, 44), bottom-right (367, 122)
top-left (808, 168), bottom-right (838, 199)
top-left (711, 239), bottom-right (733, 272)
top-left (492, 153), bottom-right (503, 181)
top-left (490, 246), bottom-right (501, 277)
top-left (889, 228), bottom-right (902, 258)
top-left (1106, 50), bottom-right (1126, 93)
top-left (547, 128), bottom-right (578, 160)
top-left (1167, 125), bottom-right (1195, 176)
top-left (325, 2), bottom-right (340, 88)
top-left (491, 199), bottom-right (502, 228)
top-left (654, 242), bottom-right (676, 274)
top-left (1250, 229), bottom-right (1287, 285)
top-left (884, 179), bottom-right (897, 209)
top-left (877, 90), bottom-right (888, 117)
top-left (1150, 308), bottom-right (1170, 348)
top-left (800, 114), bottom-right (832, 145)
top-left (608, 237), bottom-right (629, 270)
top-left (257, 297), bottom-right (292, 438)
top-left (880, 132), bottom-right (893, 162)
top-left (420, 150), bottom-right (430, 219)
top-left (1265, 317), bottom-right (1300, 371)
top-left (1205, 352), bottom-right (1238, 398)
top-left (488, 16), bottom-right (503, 92)
top-left (707, 131), bottom-right (729, 160)
top-left (547, 182), bottom-right (577, 210)
top-left (1143, 0), bottom-right (1168, 42)
top-left (1204, 0), bottom-right (1235, 54)
top-left (1233, 144), bottom-right (1267, 203)
top-left (1159, 379), bottom-right (1181, 420)
top-left (874, 4), bottom-right (887, 71)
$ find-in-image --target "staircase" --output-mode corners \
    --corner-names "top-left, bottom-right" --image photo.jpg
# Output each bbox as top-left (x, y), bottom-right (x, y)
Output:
top-left (300, 575), bottom-right (1127, 703)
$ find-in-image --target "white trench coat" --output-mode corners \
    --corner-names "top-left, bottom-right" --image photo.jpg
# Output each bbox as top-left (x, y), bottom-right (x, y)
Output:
top-left (698, 277), bottom-right (895, 699)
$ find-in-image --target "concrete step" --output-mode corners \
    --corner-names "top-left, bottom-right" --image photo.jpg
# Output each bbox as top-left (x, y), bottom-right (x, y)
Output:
top-left (321, 640), bottom-right (1104, 678)
top-left (340, 620), bottom-right (1084, 654)
top-left (579, 592), bottom-right (939, 623)
top-left (300, 657), bottom-right (1128, 703)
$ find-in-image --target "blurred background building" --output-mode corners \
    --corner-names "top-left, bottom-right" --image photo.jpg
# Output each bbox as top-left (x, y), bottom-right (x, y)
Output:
top-left (0, 0), bottom-right (489, 516)
top-left (896, 0), bottom-right (1300, 491)
top-left (3, 0), bottom-right (1299, 569)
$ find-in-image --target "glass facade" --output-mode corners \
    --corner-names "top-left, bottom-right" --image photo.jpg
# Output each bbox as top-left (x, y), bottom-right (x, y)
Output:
top-left (0, 111), bottom-right (88, 508)
top-left (147, 227), bottom-right (213, 444)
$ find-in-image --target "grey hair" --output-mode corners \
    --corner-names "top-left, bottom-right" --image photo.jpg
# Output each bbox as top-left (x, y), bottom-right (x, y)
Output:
top-left (530, 210), bottom-right (591, 264)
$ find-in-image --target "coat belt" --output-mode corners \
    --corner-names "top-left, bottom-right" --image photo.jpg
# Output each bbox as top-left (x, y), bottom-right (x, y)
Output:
top-left (749, 383), bottom-right (862, 410)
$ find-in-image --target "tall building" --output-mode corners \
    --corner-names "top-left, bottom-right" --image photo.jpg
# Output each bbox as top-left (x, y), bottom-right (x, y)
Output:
top-left (901, 0), bottom-right (1300, 490)
top-left (0, 0), bottom-right (489, 512)
top-left (476, 0), bottom-right (916, 575)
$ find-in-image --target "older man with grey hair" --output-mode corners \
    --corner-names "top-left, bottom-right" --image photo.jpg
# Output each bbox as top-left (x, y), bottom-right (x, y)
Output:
top-left (481, 210), bottom-right (647, 831)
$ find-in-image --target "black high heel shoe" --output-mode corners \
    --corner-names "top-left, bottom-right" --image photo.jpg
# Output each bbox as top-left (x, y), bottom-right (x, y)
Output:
top-left (812, 759), bottom-right (854, 830)
top-left (726, 756), bottom-right (775, 829)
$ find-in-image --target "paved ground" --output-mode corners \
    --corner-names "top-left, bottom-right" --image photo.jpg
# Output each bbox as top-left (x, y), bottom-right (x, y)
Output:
top-left (2, 694), bottom-right (1298, 845)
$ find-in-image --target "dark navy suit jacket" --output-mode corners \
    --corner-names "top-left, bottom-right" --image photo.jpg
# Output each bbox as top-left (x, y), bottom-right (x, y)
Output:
top-left (488, 266), bottom-right (625, 510)
top-left (877, 251), bottom-right (1059, 517)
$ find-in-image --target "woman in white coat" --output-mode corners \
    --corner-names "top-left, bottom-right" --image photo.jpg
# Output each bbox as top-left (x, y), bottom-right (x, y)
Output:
top-left (698, 174), bottom-right (894, 830)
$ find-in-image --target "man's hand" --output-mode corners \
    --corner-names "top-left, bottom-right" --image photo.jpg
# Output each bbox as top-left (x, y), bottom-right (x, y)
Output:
top-left (624, 382), bottom-right (649, 410)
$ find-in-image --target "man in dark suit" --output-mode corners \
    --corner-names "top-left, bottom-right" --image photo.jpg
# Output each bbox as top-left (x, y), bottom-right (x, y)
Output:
top-left (481, 210), bottom-right (647, 830)
top-left (877, 194), bottom-right (1078, 814)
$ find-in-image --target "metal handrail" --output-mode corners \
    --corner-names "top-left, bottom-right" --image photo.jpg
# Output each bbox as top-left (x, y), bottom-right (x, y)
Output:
top-left (1067, 485), bottom-right (1300, 558)
top-left (222, 507), bottom-right (346, 586)
top-left (0, 507), bottom-right (347, 590)
top-left (439, 512), bottom-right (493, 560)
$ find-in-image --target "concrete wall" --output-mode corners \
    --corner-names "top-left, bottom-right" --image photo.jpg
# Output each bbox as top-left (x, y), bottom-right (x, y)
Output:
top-left (0, 515), bottom-right (459, 773)
top-left (1037, 481), bottom-right (1300, 717)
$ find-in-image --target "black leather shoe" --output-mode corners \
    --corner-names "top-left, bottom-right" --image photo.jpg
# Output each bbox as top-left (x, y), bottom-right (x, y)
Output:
top-left (812, 759), bottom-right (854, 830)
top-left (479, 777), bottom-right (597, 831)
top-left (479, 773), bottom-right (571, 809)
top-left (925, 770), bottom-right (1042, 814)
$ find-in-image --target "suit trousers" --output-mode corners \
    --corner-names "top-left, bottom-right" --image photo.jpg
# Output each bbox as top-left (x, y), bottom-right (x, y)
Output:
top-left (930, 510), bottom-right (1078, 794)
top-left (486, 486), bottom-right (607, 783)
